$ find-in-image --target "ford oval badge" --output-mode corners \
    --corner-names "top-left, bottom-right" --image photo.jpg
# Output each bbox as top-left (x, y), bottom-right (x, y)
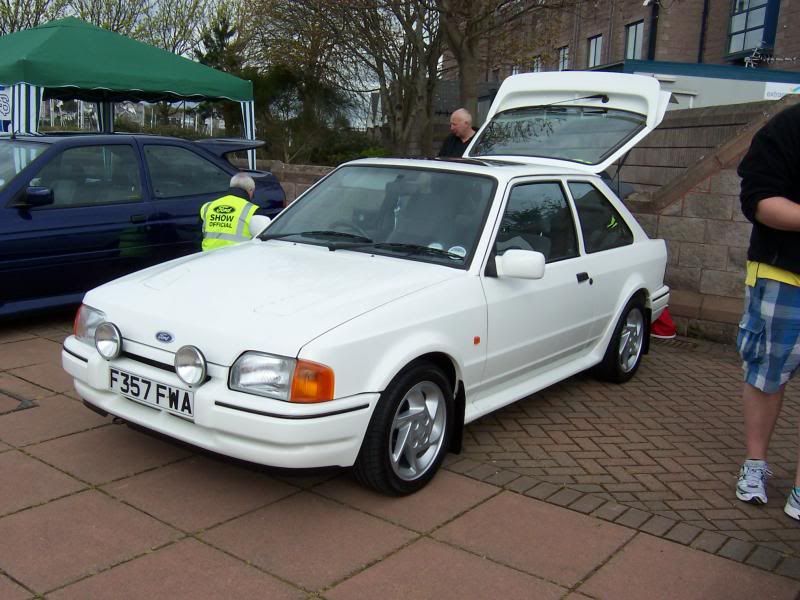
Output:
top-left (155, 331), bottom-right (174, 343)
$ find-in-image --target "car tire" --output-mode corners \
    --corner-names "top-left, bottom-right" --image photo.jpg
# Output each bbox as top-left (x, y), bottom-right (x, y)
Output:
top-left (353, 362), bottom-right (453, 495)
top-left (595, 297), bottom-right (646, 384)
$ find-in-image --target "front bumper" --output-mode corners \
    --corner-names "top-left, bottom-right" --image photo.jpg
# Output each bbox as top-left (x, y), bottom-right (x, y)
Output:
top-left (62, 335), bottom-right (376, 469)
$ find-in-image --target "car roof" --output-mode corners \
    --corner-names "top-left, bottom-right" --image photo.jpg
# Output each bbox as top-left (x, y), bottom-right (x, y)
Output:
top-left (0, 133), bottom-right (206, 145)
top-left (344, 157), bottom-right (596, 182)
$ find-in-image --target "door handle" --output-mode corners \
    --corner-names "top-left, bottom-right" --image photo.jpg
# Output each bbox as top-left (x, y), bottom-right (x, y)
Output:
top-left (576, 272), bottom-right (591, 284)
top-left (130, 214), bottom-right (147, 224)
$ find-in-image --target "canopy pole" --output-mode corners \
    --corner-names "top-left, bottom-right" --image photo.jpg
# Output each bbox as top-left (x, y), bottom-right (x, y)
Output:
top-left (240, 100), bottom-right (256, 169)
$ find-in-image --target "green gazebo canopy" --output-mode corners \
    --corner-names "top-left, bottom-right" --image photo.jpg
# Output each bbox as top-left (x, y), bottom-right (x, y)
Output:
top-left (0, 17), bottom-right (253, 103)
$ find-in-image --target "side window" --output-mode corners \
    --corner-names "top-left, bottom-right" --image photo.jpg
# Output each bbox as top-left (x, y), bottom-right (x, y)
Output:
top-left (144, 145), bottom-right (230, 199)
top-left (494, 182), bottom-right (578, 262)
top-left (569, 181), bottom-right (633, 253)
top-left (32, 145), bottom-right (141, 207)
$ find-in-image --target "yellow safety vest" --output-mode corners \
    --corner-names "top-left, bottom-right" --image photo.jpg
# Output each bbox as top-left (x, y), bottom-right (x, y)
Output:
top-left (200, 194), bottom-right (258, 252)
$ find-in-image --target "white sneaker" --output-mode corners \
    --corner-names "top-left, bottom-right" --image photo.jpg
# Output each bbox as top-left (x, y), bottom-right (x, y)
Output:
top-left (736, 460), bottom-right (771, 504)
top-left (785, 488), bottom-right (800, 521)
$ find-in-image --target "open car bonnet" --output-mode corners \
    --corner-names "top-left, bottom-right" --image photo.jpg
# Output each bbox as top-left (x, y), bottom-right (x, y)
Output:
top-left (466, 72), bottom-right (671, 174)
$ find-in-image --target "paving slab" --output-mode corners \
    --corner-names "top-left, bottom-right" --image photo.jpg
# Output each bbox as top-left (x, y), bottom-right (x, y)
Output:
top-left (0, 573), bottom-right (31, 600)
top-left (48, 538), bottom-right (304, 600)
top-left (26, 424), bottom-right (192, 484)
top-left (0, 372), bottom-right (60, 402)
top-left (0, 490), bottom-right (180, 593)
top-left (432, 491), bottom-right (634, 587)
top-left (579, 533), bottom-right (800, 599)
top-left (0, 395), bottom-right (107, 447)
top-left (202, 491), bottom-right (417, 591)
top-left (0, 338), bottom-right (62, 370)
top-left (325, 538), bottom-right (565, 600)
top-left (102, 455), bottom-right (299, 532)
top-left (315, 470), bottom-right (498, 532)
top-left (0, 450), bottom-right (86, 516)
top-left (9, 360), bottom-right (76, 395)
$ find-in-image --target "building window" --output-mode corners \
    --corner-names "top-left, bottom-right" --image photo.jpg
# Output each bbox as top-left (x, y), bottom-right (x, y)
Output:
top-left (531, 56), bottom-right (542, 72)
top-left (588, 35), bottom-right (603, 68)
top-left (558, 46), bottom-right (569, 71)
top-left (728, 0), bottom-right (777, 55)
top-left (625, 21), bottom-right (644, 60)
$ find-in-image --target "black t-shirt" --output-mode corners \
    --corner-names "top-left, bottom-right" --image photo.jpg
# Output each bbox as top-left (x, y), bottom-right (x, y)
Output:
top-left (438, 132), bottom-right (476, 158)
top-left (738, 103), bottom-right (800, 274)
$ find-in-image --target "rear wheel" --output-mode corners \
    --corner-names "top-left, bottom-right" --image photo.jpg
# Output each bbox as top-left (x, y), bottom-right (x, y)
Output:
top-left (595, 298), bottom-right (646, 383)
top-left (354, 362), bottom-right (453, 495)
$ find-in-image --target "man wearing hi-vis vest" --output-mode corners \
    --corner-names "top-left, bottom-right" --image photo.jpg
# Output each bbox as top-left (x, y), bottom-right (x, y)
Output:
top-left (200, 173), bottom-right (259, 251)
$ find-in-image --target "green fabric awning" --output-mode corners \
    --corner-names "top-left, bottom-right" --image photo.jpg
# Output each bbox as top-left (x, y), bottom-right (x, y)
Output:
top-left (0, 17), bottom-right (253, 103)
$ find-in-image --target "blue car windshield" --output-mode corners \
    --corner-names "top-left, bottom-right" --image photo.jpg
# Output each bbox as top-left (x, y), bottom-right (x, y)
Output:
top-left (0, 140), bottom-right (47, 192)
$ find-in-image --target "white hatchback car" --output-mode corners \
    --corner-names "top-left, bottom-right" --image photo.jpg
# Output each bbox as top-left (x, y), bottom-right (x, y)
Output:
top-left (62, 72), bottom-right (670, 495)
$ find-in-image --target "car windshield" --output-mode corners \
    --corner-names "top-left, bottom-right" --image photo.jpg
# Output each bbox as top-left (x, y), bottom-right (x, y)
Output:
top-left (470, 105), bottom-right (645, 165)
top-left (0, 140), bottom-right (47, 192)
top-left (263, 165), bottom-right (496, 268)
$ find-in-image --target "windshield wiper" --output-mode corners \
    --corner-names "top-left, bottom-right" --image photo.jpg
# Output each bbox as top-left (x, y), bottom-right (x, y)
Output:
top-left (260, 230), bottom-right (373, 243)
top-left (328, 241), bottom-right (464, 260)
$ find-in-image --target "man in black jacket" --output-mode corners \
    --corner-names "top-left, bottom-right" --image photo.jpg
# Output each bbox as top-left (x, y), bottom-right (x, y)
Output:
top-left (438, 108), bottom-right (477, 157)
top-left (735, 102), bottom-right (800, 521)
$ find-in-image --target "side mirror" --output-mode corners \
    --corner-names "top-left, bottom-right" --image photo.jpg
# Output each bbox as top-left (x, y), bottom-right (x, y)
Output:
top-left (25, 186), bottom-right (54, 207)
top-left (495, 249), bottom-right (546, 280)
top-left (250, 214), bottom-right (272, 238)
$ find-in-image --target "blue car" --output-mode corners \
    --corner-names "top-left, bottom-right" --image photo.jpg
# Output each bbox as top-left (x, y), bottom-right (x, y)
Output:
top-left (0, 134), bottom-right (285, 316)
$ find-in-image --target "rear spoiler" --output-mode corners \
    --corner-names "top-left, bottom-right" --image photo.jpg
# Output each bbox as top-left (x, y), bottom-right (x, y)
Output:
top-left (194, 138), bottom-right (265, 158)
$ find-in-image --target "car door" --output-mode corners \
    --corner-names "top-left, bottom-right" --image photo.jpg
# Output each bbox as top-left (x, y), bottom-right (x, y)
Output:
top-left (1, 141), bottom-right (153, 310)
top-left (566, 179), bottom-right (637, 340)
top-left (480, 180), bottom-right (597, 392)
top-left (140, 142), bottom-right (233, 261)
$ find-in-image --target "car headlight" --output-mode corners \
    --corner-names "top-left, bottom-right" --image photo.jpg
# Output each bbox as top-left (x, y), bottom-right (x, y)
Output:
top-left (230, 352), bottom-right (334, 403)
top-left (95, 322), bottom-right (122, 360)
top-left (175, 345), bottom-right (207, 387)
top-left (74, 304), bottom-right (106, 345)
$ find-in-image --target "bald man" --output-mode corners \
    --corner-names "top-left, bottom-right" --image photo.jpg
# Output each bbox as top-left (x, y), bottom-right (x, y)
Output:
top-left (438, 108), bottom-right (477, 158)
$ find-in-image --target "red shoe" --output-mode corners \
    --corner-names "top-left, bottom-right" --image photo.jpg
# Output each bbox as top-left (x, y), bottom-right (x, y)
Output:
top-left (651, 307), bottom-right (677, 339)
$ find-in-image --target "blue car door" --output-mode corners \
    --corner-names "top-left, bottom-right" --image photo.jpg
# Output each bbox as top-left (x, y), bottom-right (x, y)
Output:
top-left (139, 141), bottom-right (233, 261)
top-left (0, 141), bottom-right (154, 312)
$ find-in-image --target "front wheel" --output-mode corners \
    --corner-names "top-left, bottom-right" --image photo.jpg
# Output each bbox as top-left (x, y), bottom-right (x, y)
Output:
top-left (595, 298), bottom-right (646, 383)
top-left (354, 362), bottom-right (453, 495)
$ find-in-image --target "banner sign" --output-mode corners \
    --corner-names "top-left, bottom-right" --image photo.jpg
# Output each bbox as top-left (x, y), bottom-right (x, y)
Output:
top-left (0, 86), bottom-right (10, 132)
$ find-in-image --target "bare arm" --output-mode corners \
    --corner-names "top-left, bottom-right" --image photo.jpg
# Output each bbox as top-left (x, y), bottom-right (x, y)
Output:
top-left (755, 196), bottom-right (800, 231)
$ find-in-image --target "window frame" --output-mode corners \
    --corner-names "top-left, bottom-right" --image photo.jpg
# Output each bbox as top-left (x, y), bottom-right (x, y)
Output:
top-left (566, 179), bottom-right (634, 254)
top-left (28, 143), bottom-right (144, 210)
top-left (557, 46), bottom-right (570, 71)
top-left (493, 179), bottom-right (580, 264)
top-left (587, 35), bottom-right (603, 68)
top-left (625, 21), bottom-right (644, 60)
top-left (143, 143), bottom-right (231, 200)
top-left (726, 0), bottom-right (779, 57)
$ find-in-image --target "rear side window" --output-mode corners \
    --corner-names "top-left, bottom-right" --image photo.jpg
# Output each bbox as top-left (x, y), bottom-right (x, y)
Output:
top-left (31, 145), bottom-right (141, 207)
top-left (495, 182), bottom-right (578, 262)
top-left (569, 181), bottom-right (633, 253)
top-left (144, 145), bottom-right (230, 199)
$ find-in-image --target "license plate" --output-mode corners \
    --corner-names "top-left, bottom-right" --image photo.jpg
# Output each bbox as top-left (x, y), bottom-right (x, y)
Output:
top-left (109, 367), bottom-right (194, 419)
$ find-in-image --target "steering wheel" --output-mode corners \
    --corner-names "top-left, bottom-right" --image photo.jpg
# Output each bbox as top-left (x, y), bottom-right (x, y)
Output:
top-left (330, 220), bottom-right (370, 239)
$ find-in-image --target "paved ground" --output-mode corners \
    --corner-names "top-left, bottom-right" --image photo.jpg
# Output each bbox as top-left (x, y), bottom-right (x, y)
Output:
top-left (2, 311), bottom-right (800, 599)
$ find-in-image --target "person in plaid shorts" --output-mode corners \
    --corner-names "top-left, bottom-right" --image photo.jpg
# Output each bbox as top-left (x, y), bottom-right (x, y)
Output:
top-left (735, 102), bottom-right (800, 521)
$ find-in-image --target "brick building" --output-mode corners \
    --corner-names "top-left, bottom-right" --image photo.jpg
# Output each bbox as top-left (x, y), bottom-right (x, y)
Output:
top-left (446, 0), bottom-right (800, 81)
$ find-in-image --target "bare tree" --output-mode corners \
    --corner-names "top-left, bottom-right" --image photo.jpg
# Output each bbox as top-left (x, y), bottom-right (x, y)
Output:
top-left (142, 0), bottom-right (207, 55)
top-left (251, 0), bottom-right (442, 156)
top-left (67, 0), bottom-right (150, 35)
top-left (434, 0), bottom-right (572, 116)
top-left (0, 0), bottom-right (68, 35)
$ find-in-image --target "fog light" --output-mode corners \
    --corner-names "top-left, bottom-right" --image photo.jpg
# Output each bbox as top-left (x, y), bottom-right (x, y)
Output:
top-left (95, 322), bottom-right (122, 360)
top-left (175, 345), bottom-right (206, 386)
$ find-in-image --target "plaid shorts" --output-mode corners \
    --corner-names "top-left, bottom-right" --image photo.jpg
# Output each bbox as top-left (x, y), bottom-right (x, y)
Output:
top-left (738, 278), bottom-right (800, 393)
